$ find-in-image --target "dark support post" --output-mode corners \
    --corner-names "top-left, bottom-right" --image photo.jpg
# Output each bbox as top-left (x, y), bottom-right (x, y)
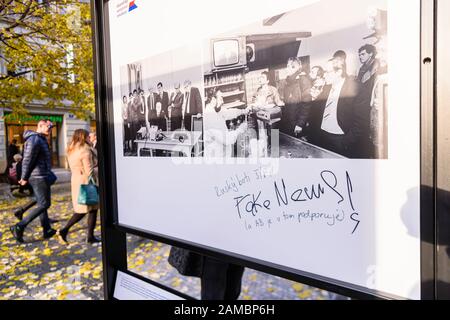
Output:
top-left (436, 0), bottom-right (450, 300)
top-left (420, 0), bottom-right (437, 300)
top-left (91, 0), bottom-right (128, 300)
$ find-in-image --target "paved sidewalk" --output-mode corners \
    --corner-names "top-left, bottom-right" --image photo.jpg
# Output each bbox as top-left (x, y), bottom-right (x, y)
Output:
top-left (0, 188), bottom-right (103, 300)
top-left (0, 188), bottom-right (343, 300)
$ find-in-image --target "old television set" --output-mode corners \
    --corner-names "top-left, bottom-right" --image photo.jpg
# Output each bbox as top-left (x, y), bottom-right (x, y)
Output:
top-left (211, 37), bottom-right (247, 70)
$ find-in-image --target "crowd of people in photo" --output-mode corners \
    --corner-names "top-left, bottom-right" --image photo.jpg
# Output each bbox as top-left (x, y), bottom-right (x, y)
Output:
top-left (119, 40), bottom-right (386, 160)
top-left (277, 45), bottom-right (386, 159)
top-left (204, 43), bottom-right (386, 159)
top-left (121, 80), bottom-right (203, 156)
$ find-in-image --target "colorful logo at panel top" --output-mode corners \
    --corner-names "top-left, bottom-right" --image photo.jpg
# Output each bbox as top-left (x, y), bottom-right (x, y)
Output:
top-left (116, 0), bottom-right (138, 17)
top-left (128, 1), bottom-right (137, 12)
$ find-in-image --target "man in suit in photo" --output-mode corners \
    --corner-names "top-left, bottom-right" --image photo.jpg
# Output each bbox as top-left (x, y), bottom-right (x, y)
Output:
top-left (147, 87), bottom-right (156, 112)
top-left (182, 80), bottom-right (203, 132)
top-left (356, 44), bottom-right (380, 159)
top-left (357, 44), bottom-right (379, 87)
top-left (155, 82), bottom-right (169, 115)
top-left (169, 83), bottom-right (184, 131)
top-left (309, 57), bottom-right (370, 158)
top-left (145, 87), bottom-right (156, 135)
top-left (129, 89), bottom-right (142, 154)
top-left (138, 89), bottom-right (146, 129)
top-left (148, 101), bottom-right (167, 132)
top-left (280, 57), bottom-right (312, 138)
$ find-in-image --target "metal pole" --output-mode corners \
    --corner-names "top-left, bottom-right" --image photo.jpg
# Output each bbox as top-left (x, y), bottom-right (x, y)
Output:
top-left (420, 0), bottom-right (437, 300)
top-left (90, 0), bottom-right (128, 300)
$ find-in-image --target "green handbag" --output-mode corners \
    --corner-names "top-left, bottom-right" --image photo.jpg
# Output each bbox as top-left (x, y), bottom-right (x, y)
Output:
top-left (78, 176), bottom-right (99, 205)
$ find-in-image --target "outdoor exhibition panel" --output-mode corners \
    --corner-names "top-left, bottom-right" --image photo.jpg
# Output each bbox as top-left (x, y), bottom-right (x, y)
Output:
top-left (91, 0), bottom-right (445, 300)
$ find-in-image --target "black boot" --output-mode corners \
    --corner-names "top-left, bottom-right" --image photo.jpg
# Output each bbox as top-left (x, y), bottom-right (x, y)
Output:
top-left (86, 210), bottom-right (100, 243)
top-left (58, 213), bottom-right (85, 243)
top-left (13, 207), bottom-right (24, 221)
top-left (13, 199), bottom-right (37, 221)
top-left (10, 224), bottom-right (24, 243)
top-left (58, 228), bottom-right (69, 243)
top-left (43, 228), bottom-right (57, 239)
top-left (87, 236), bottom-right (101, 244)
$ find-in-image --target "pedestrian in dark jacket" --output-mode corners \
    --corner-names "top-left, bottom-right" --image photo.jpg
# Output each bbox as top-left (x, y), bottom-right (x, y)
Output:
top-left (9, 119), bottom-right (57, 243)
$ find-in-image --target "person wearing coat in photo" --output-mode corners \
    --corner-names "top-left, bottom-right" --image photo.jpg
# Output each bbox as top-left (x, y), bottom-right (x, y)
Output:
top-left (280, 57), bottom-right (312, 138)
top-left (182, 80), bottom-right (203, 132)
top-left (308, 58), bottom-right (369, 158)
top-left (155, 82), bottom-right (170, 115)
top-left (169, 83), bottom-right (184, 131)
top-left (58, 129), bottom-right (100, 243)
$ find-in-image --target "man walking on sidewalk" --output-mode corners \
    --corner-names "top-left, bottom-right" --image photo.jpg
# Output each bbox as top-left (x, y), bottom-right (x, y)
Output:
top-left (10, 119), bottom-right (57, 243)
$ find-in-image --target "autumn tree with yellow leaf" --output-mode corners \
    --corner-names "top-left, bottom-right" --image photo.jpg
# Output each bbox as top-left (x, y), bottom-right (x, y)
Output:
top-left (0, 0), bottom-right (94, 119)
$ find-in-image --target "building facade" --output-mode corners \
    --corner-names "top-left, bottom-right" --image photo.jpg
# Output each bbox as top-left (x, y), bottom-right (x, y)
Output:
top-left (0, 0), bottom-right (94, 173)
top-left (0, 107), bottom-right (93, 172)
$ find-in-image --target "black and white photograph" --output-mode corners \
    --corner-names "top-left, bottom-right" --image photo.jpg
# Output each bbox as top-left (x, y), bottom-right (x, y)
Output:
top-left (120, 45), bottom-right (204, 157)
top-left (202, 0), bottom-right (388, 159)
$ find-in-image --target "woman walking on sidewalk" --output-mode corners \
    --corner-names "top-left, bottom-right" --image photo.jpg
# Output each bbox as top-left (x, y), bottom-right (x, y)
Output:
top-left (58, 129), bottom-right (100, 243)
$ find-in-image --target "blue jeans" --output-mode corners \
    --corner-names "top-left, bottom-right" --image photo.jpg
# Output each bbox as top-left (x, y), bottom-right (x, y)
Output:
top-left (18, 178), bottom-right (51, 232)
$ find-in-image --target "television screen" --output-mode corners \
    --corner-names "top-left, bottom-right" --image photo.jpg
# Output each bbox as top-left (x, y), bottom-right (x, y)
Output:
top-left (213, 39), bottom-right (239, 67)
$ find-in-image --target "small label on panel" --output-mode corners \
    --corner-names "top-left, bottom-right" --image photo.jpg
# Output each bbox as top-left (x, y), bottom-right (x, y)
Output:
top-left (113, 271), bottom-right (184, 300)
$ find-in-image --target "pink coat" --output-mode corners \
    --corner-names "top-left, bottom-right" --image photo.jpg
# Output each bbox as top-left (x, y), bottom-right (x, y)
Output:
top-left (67, 144), bottom-right (98, 214)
